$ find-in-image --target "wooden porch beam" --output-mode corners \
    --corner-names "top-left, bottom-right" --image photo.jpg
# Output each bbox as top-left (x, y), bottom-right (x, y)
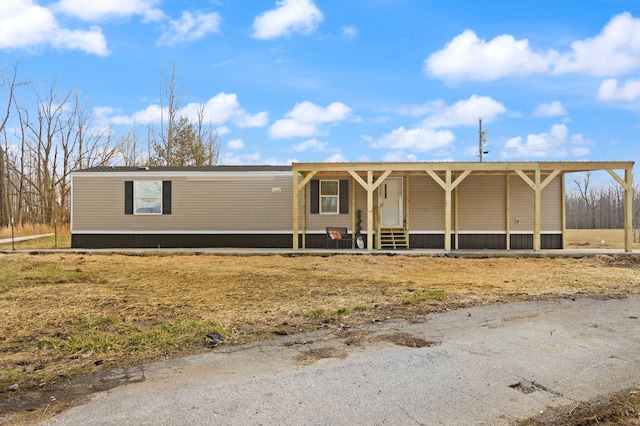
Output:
top-left (606, 169), bottom-right (631, 190)
top-left (366, 171), bottom-right (374, 251)
top-left (348, 170), bottom-right (368, 189)
top-left (444, 170), bottom-right (452, 251)
top-left (540, 169), bottom-right (561, 190)
top-left (427, 169), bottom-right (470, 251)
top-left (514, 170), bottom-right (541, 251)
top-left (625, 168), bottom-right (634, 252)
top-left (372, 170), bottom-right (393, 191)
top-left (292, 173), bottom-right (300, 249)
top-left (533, 170), bottom-right (542, 252)
top-left (506, 174), bottom-right (511, 250)
top-left (296, 170), bottom-right (317, 192)
top-left (606, 169), bottom-right (634, 252)
top-left (515, 169), bottom-right (563, 251)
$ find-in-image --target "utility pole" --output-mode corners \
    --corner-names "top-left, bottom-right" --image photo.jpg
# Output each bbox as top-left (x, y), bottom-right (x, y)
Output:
top-left (478, 117), bottom-right (488, 162)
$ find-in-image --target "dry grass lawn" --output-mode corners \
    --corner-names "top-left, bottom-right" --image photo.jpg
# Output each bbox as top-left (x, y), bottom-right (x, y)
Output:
top-left (0, 229), bottom-right (639, 424)
top-left (2, 253), bottom-right (639, 387)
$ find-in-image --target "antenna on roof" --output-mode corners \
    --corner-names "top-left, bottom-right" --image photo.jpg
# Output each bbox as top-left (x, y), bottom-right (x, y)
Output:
top-left (478, 117), bottom-right (489, 162)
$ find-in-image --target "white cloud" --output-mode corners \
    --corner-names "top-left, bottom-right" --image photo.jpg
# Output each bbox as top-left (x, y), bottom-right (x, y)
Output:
top-left (381, 151), bottom-right (418, 162)
top-left (422, 95), bottom-right (506, 128)
top-left (157, 11), bottom-right (221, 46)
top-left (324, 153), bottom-right (347, 162)
top-left (425, 30), bottom-right (553, 81)
top-left (0, 0), bottom-right (108, 56)
top-left (553, 12), bottom-right (640, 76)
top-left (425, 12), bottom-right (640, 82)
top-left (341, 26), bottom-right (358, 40)
top-left (252, 0), bottom-right (323, 40)
top-left (53, 27), bottom-right (108, 55)
top-left (532, 101), bottom-right (566, 117)
top-left (227, 139), bottom-right (245, 150)
top-left (291, 138), bottom-right (328, 152)
top-left (597, 78), bottom-right (640, 102)
top-left (270, 119), bottom-right (317, 138)
top-left (53, 0), bottom-right (164, 22)
top-left (234, 111), bottom-right (269, 128)
top-left (371, 126), bottom-right (456, 152)
top-left (219, 151), bottom-right (291, 166)
top-left (269, 101), bottom-right (352, 139)
top-left (107, 92), bottom-right (268, 129)
top-left (288, 101), bottom-right (351, 123)
top-left (501, 124), bottom-right (589, 158)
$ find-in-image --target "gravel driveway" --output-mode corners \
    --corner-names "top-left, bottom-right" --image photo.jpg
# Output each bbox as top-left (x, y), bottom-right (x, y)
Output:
top-left (44, 295), bottom-right (640, 425)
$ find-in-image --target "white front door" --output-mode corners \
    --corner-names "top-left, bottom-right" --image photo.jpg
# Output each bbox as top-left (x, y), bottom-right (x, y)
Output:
top-left (379, 177), bottom-right (403, 227)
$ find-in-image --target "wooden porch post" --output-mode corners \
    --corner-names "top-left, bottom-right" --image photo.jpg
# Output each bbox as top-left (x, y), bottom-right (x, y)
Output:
top-left (367, 170), bottom-right (374, 250)
top-left (515, 169), bottom-right (561, 252)
top-left (561, 173), bottom-right (566, 249)
top-left (607, 168), bottom-right (634, 252)
top-left (454, 184), bottom-right (459, 250)
top-left (444, 170), bottom-right (452, 251)
top-left (302, 183), bottom-right (307, 249)
top-left (533, 170), bottom-right (542, 252)
top-left (427, 169), bottom-right (470, 251)
top-left (351, 176), bottom-right (356, 248)
top-left (505, 174), bottom-right (511, 250)
top-left (625, 168), bottom-right (634, 252)
top-left (292, 172), bottom-right (299, 249)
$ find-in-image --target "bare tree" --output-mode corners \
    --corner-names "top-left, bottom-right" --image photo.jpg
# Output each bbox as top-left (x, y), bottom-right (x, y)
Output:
top-left (116, 123), bottom-right (145, 166)
top-left (0, 63), bottom-right (28, 227)
top-left (569, 172), bottom-right (602, 228)
top-left (4, 77), bottom-right (117, 225)
top-left (147, 62), bottom-right (220, 166)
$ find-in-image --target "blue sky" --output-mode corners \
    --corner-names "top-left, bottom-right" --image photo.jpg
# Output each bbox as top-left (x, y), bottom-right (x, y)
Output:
top-left (2, 0), bottom-right (640, 169)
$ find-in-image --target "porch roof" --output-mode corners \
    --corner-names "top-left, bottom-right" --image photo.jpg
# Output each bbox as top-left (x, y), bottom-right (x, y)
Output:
top-left (291, 161), bottom-right (633, 175)
top-left (291, 161), bottom-right (635, 252)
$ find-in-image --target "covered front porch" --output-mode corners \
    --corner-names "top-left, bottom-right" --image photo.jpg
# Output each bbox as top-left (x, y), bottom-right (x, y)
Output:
top-left (291, 161), bottom-right (634, 252)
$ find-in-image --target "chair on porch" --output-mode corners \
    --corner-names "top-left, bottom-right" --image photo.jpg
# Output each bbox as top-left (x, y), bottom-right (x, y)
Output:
top-left (325, 227), bottom-right (353, 249)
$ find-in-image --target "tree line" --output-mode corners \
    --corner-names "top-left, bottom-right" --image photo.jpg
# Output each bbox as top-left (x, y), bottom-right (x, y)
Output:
top-left (0, 62), bottom-right (220, 228)
top-left (565, 172), bottom-right (640, 230)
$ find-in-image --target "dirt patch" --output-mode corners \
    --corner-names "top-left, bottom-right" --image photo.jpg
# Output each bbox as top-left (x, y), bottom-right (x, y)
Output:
top-left (0, 367), bottom-right (145, 425)
top-left (370, 332), bottom-right (440, 348)
top-left (295, 347), bottom-right (348, 365)
top-left (518, 386), bottom-right (640, 425)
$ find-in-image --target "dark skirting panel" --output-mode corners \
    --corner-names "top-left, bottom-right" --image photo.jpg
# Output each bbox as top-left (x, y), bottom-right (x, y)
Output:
top-left (457, 234), bottom-right (507, 249)
top-left (72, 234), bottom-right (293, 249)
top-left (409, 234), bottom-right (445, 249)
top-left (409, 233), bottom-right (562, 250)
top-left (73, 232), bottom-right (563, 250)
top-left (510, 234), bottom-right (563, 249)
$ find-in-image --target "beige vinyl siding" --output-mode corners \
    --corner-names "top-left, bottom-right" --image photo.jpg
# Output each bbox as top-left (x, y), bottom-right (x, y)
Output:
top-left (408, 175), bottom-right (445, 231)
top-left (541, 175), bottom-right (562, 231)
top-left (509, 174), bottom-right (562, 232)
top-left (457, 175), bottom-right (506, 231)
top-left (72, 173), bottom-right (293, 232)
top-left (305, 175), bottom-right (353, 231)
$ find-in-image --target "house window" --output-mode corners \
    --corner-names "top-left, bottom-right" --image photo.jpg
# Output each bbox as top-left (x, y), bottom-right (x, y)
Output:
top-left (134, 181), bottom-right (162, 214)
top-left (320, 180), bottom-right (339, 214)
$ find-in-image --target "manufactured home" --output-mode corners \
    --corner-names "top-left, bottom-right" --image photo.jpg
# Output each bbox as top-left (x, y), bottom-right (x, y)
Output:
top-left (70, 161), bottom-right (634, 251)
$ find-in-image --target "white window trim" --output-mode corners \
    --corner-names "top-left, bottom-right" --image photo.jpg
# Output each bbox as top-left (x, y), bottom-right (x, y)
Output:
top-left (134, 180), bottom-right (163, 215)
top-left (319, 179), bottom-right (339, 214)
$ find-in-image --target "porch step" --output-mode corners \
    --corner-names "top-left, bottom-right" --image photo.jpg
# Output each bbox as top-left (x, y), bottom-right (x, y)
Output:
top-left (379, 227), bottom-right (409, 249)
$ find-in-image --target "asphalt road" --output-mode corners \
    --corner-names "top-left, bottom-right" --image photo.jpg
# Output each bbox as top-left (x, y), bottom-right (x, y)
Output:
top-left (44, 295), bottom-right (640, 425)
